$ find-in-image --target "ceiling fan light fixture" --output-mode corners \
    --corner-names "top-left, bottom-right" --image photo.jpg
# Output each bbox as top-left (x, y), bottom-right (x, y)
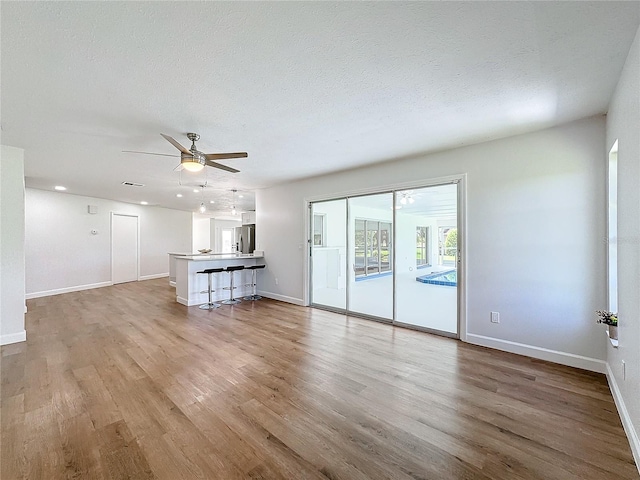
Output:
top-left (181, 157), bottom-right (205, 172)
top-left (399, 192), bottom-right (414, 205)
top-left (231, 205), bottom-right (237, 216)
top-left (199, 202), bottom-right (207, 214)
top-left (129, 133), bottom-right (245, 174)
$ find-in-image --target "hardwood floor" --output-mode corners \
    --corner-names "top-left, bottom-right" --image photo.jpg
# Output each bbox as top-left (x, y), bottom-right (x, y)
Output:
top-left (1, 278), bottom-right (637, 479)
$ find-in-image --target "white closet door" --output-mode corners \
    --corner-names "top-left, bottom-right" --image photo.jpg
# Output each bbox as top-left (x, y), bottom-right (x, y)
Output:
top-left (112, 213), bottom-right (138, 284)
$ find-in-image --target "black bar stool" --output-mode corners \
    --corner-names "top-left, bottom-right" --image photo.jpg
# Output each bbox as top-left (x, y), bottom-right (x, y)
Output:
top-left (197, 267), bottom-right (224, 310)
top-left (221, 265), bottom-right (245, 305)
top-left (244, 265), bottom-right (266, 301)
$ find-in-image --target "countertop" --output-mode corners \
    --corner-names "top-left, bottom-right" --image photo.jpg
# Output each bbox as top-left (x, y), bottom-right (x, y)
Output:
top-left (174, 253), bottom-right (264, 261)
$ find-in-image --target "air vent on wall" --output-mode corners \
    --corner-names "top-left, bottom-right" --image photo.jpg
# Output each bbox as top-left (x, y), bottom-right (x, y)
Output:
top-left (121, 181), bottom-right (145, 187)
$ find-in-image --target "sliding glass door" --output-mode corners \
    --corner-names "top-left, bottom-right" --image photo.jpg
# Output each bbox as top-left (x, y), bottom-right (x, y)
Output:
top-left (309, 181), bottom-right (460, 337)
top-left (310, 199), bottom-right (347, 311)
top-left (394, 184), bottom-right (458, 335)
top-left (348, 193), bottom-right (394, 321)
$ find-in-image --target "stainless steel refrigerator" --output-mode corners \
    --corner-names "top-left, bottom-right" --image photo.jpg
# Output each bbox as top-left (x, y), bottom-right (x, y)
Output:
top-left (234, 224), bottom-right (255, 254)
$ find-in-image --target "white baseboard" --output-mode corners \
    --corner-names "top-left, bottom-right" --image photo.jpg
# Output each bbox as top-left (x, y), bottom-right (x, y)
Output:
top-left (139, 273), bottom-right (169, 281)
top-left (465, 333), bottom-right (607, 373)
top-left (607, 363), bottom-right (640, 473)
top-left (25, 281), bottom-right (113, 300)
top-left (257, 291), bottom-right (305, 306)
top-left (176, 296), bottom-right (189, 306)
top-left (1, 330), bottom-right (26, 345)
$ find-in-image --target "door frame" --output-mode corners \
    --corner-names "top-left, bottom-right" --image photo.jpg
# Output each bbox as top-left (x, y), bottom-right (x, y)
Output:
top-left (110, 212), bottom-right (140, 284)
top-left (304, 174), bottom-right (467, 340)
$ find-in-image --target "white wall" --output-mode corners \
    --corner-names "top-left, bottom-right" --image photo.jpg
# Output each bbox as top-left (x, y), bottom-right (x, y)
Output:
top-left (25, 188), bottom-right (192, 297)
top-left (605, 25), bottom-right (640, 468)
top-left (192, 213), bottom-right (211, 251)
top-left (0, 146), bottom-right (26, 345)
top-left (257, 116), bottom-right (607, 370)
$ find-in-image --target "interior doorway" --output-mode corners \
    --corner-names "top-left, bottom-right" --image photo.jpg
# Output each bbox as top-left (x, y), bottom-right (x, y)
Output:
top-left (221, 228), bottom-right (235, 253)
top-left (111, 213), bottom-right (139, 284)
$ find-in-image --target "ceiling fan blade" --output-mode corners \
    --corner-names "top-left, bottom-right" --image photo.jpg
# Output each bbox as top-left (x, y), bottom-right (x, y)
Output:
top-left (161, 133), bottom-right (191, 155)
top-left (204, 152), bottom-right (248, 161)
top-left (204, 160), bottom-right (240, 173)
top-left (122, 150), bottom-right (180, 158)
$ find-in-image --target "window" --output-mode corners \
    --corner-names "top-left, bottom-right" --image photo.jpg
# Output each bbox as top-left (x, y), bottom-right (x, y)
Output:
top-left (354, 218), bottom-right (392, 277)
top-left (608, 140), bottom-right (618, 313)
top-left (416, 226), bottom-right (429, 266)
top-left (438, 227), bottom-right (457, 266)
top-left (313, 214), bottom-right (325, 246)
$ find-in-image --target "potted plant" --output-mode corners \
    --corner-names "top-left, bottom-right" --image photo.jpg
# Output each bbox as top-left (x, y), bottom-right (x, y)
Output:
top-left (596, 310), bottom-right (618, 340)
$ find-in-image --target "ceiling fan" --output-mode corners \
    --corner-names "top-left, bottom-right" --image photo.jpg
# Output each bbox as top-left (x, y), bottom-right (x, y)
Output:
top-left (123, 133), bottom-right (247, 173)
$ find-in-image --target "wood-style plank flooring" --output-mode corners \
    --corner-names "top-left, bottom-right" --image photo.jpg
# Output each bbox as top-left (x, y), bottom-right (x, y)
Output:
top-left (1, 278), bottom-right (637, 479)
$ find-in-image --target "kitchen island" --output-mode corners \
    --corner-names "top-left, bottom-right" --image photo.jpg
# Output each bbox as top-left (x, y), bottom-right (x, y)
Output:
top-left (168, 252), bottom-right (243, 286)
top-left (168, 252), bottom-right (195, 286)
top-left (174, 253), bottom-right (264, 306)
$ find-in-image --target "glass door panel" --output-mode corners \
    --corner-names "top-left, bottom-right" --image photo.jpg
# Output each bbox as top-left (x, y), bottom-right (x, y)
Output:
top-left (310, 199), bottom-right (347, 310)
top-left (394, 184), bottom-right (458, 334)
top-left (348, 193), bottom-right (393, 320)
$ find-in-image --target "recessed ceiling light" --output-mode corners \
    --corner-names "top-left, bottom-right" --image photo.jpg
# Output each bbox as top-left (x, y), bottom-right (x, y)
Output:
top-left (238, 195), bottom-right (244, 198)
top-left (54, 185), bottom-right (67, 191)
top-left (209, 200), bottom-right (215, 204)
top-left (193, 189), bottom-right (199, 193)
top-left (176, 194), bottom-right (183, 198)
top-left (140, 201), bottom-right (148, 205)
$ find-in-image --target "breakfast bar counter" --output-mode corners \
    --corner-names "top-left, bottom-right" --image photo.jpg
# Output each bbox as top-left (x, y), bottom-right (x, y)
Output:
top-left (174, 253), bottom-right (264, 306)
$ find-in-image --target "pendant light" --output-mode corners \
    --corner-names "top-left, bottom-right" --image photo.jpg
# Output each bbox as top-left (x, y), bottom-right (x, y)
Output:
top-left (197, 183), bottom-right (207, 214)
top-left (231, 189), bottom-right (238, 215)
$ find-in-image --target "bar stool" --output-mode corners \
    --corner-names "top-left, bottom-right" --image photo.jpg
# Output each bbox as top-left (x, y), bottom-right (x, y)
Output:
top-left (221, 265), bottom-right (245, 305)
top-left (244, 265), bottom-right (266, 301)
top-left (197, 267), bottom-right (224, 310)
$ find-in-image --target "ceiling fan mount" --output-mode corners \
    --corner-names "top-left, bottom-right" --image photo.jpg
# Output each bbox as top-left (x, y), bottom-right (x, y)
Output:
top-left (123, 132), bottom-right (247, 174)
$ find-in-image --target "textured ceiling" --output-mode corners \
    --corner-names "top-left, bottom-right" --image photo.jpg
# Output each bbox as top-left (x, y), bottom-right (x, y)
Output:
top-left (2, 2), bottom-right (639, 215)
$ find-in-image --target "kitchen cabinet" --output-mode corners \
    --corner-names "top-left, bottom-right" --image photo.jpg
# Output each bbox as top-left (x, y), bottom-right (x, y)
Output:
top-left (242, 211), bottom-right (256, 225)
